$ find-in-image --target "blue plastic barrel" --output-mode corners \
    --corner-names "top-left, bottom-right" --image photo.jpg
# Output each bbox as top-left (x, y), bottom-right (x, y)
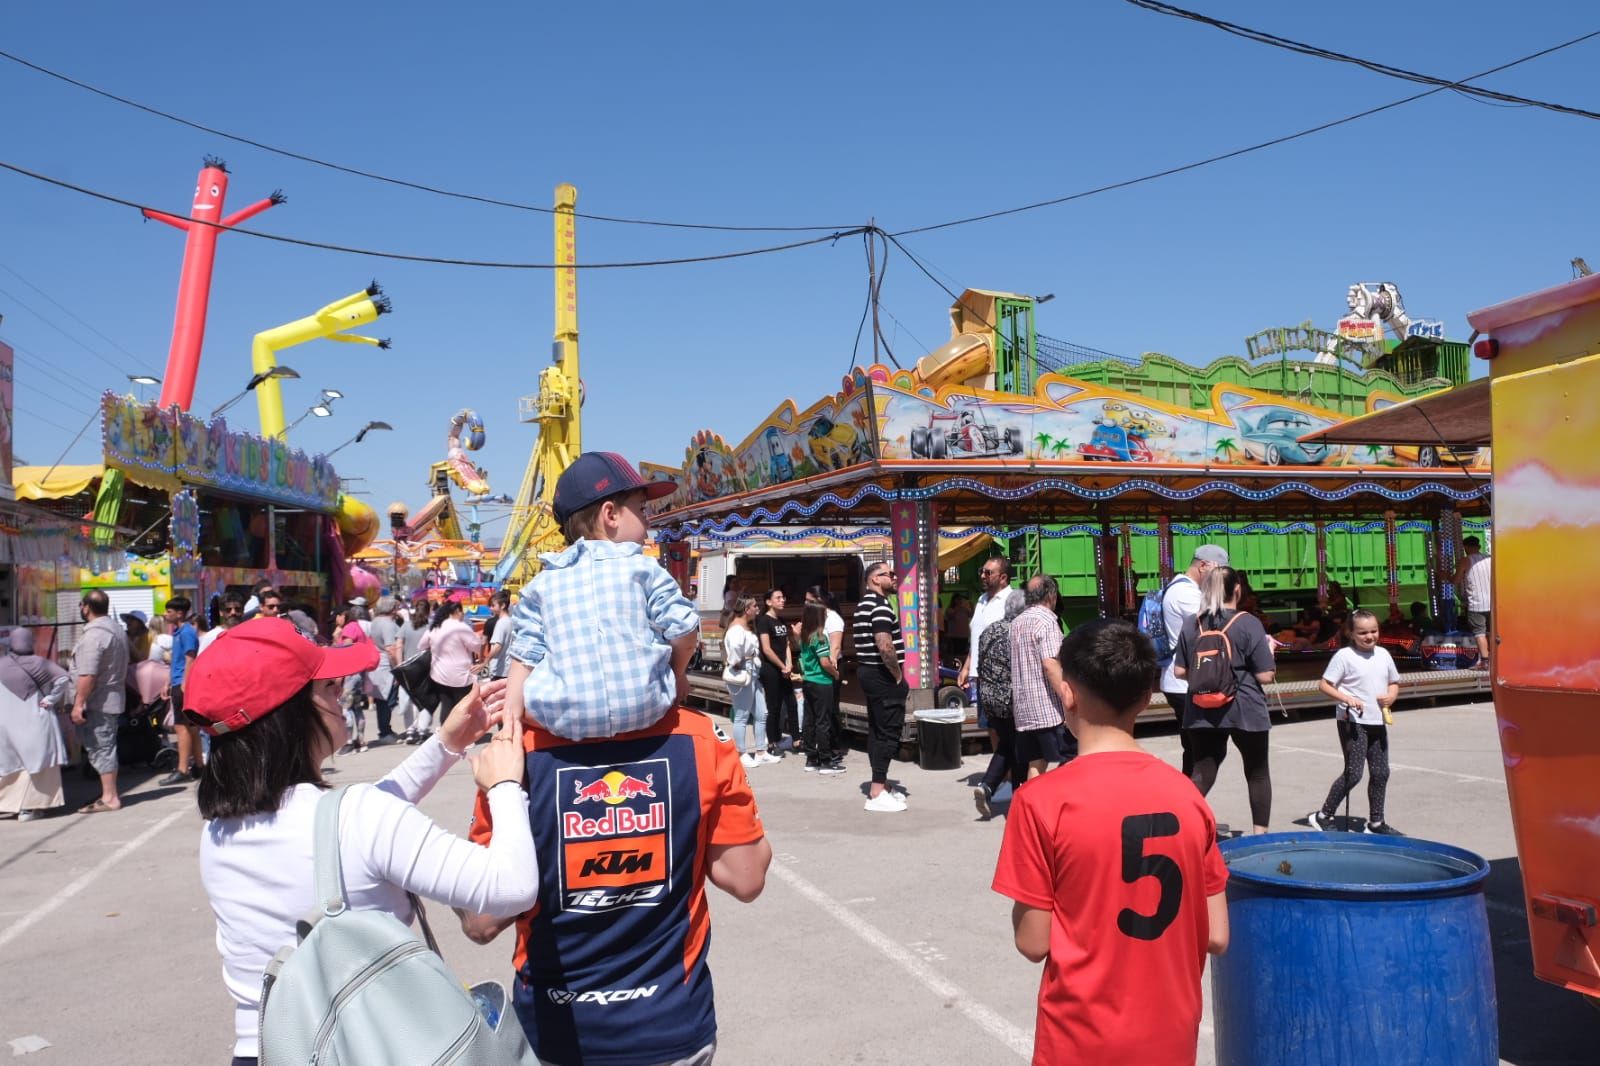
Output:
top-left (1212, 831), bottom-right (1496, 1066)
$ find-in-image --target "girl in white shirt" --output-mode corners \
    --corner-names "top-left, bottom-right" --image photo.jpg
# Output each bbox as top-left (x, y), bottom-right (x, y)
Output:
top-left (721, 596), bottom-right (774, 768)
top-left (1308, 610), bottom-right (1402, 835)
top-left (184, 618), bottom-right (536, 1065)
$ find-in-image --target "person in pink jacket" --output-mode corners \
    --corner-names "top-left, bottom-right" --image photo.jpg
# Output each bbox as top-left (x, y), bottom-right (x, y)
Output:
top-left (420, 601), bottom-right (483, 726)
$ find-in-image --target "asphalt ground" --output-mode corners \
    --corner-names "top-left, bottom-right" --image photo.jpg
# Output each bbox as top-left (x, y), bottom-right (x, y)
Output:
top-left (1, 698), bottom-right (1594, 1065)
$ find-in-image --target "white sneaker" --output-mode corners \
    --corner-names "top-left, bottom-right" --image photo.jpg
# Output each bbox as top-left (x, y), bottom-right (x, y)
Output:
top-left (756, 751), bottom-right (783, 765)
top-left (864, 791), bottom-right (907, 813)
top-left (740, 752), bottom-right (759, 768)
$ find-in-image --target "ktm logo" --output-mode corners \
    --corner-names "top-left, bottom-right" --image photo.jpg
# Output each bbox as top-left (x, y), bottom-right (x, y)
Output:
top-left (547, 985), bottom-right (658, 1006)
top-left (580, 848), bottom-right (653, 878)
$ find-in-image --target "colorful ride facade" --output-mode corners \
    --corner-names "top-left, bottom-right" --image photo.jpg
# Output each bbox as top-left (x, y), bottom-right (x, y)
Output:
top-left (645, 288), bottom-right (1490, 726)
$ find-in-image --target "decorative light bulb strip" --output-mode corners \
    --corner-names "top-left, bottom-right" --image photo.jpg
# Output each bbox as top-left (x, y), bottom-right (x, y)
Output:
top-left (1120, 523), bottom-right (1136, 611)
top-left (1315, 520), bottom-right (1328, 602)
top-left (1384, 509), bottom-right (1400, 608)
top-left (1157, 515), bottom-right (1173, 584)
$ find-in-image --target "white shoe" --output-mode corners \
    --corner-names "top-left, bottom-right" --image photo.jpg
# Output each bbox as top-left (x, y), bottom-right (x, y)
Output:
top-left (864, 791), bottom-right (907, 813)
top-left (756, 751), bottom-right (783, 765)
top-left (887, 783), bottom-right (908, 799)
top-left (740, 752), bottom-right (759, 768)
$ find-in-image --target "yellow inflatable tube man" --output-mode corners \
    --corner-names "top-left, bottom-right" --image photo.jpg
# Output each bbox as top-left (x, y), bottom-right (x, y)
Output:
top-left (253, 283), bottom-right (392, 438)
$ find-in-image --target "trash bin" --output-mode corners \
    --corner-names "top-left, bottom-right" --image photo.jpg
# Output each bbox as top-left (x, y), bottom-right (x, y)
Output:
top-left (1212, 832), bottom-right (1496, 1066)
top-left (913, 708), bottom-right (963, 771)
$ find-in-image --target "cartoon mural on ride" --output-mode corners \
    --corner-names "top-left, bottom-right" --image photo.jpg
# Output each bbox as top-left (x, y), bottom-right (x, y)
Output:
top-left (144, 158), bottom-right (285, 411)
top-left (445, 409), bottom-right (489, 496)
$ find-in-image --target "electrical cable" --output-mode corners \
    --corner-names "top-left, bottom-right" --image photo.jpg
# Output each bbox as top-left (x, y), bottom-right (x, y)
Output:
top-left (0, 282), bottom-right (152, 376)
top-left (891, 30), bottom-right (1600, 237)
top-left (15, 407), bottom-right (76, 434)
top-left (0, 260), bottom-right (155, 369)
top-left (7, 341), bottom-right (105, 401)
top-left (34, 404), bottom-right (101, 491)
top-left (0, 159), bottom-right (868, 269)
top-left (879, 303), bottom-right (930, 355)
top-left (1124, 1), bottom-right (1600, 120)
top-left (0, 47), bottom-right (850, 234)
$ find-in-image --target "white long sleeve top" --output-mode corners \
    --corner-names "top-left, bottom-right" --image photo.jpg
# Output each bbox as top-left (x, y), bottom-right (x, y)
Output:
top-left (199, 737), bottom-right (537, 1058)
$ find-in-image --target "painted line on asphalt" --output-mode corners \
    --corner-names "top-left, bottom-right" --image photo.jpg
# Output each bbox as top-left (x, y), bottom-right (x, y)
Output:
top-left (0, 808), bottom-right (188, 952)
top-left (767, 860), bottom-right (1034, 1060)
top-left (1275, 744), bottom-right (1504, 785)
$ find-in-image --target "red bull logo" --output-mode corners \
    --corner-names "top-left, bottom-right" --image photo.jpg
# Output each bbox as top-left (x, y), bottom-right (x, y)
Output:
top-left (572, 770), bottom-right (658, 805)
top-left (563, 802), bottom-right (667, 840)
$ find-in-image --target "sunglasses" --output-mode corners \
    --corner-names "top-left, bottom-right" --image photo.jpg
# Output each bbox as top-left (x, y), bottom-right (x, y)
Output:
top-left (260, 602), bottom-right (281, 612)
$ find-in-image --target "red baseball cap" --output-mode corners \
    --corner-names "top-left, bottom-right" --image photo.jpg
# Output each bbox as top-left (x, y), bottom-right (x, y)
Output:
top-left (183, 617), bottom-right (379, 735)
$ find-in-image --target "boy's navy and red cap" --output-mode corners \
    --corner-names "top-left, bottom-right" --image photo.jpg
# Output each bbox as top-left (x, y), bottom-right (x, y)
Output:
top-left (182, 617), bottom-right (379, 735)
top-left (553, 451), bottom-right (676, 523)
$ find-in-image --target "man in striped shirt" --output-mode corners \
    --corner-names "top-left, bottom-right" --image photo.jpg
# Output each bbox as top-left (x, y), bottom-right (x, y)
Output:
top-left (854, 561), bottom-right (908, 812)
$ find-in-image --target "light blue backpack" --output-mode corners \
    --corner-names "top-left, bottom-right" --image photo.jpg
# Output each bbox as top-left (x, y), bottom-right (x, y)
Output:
top-left (258, 787), bottom-right (536, 1065)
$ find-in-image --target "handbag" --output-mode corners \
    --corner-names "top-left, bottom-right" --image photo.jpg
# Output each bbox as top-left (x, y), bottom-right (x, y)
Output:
top-left (722, 660), bottom-right (752, 688)
top-left (394, 648), bottom-right (436, 703)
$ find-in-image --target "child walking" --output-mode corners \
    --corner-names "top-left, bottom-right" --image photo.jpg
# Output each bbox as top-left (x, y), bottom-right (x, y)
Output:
top-left (1308, 609), bottom-right (1402, 835)
top-left (993, 619), bottom-right (1229, 1064)
top-left (504, 452), bottom-right (700, 740)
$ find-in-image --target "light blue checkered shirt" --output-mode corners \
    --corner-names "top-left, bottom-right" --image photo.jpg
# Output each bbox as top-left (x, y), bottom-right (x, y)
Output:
top-left (509, 538), bottom-right (699, 739)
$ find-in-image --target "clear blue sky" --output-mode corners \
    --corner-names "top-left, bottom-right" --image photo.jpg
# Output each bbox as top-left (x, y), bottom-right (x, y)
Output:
top-left (3, 1), bottom-right (1595, 539)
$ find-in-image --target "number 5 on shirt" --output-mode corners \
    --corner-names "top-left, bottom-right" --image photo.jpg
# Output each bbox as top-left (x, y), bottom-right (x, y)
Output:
top-left (1118, 812), bottom-right (1183, 941)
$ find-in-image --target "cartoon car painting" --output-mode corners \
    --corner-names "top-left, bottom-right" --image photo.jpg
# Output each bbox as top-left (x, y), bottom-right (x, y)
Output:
top-left (1391, 442), bottom-right (1482, 468)
top-left (1238, 409), bottom-right (1329, 466)
top-left (764, 426), bottom-right (794, 482)
top-left (807, 416), bottom-right (863, 470)
top-left (908, 409), bottom-right (1024, 459)
top-left (1078, 423), bottom-right (1154, 462)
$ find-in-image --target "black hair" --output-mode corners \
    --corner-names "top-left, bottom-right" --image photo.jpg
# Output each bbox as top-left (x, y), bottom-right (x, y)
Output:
top-left (220, 591), bottom-right (246, 611)
top-left (980, 556), bottom-right (1011, 578)
top-left (763, 587), bottom-right (784, 609)
top-left (491, 589), bottom-right (511, 610)
top-left (197, 685), bottom-right (333, 820)
top-left (167, 594), bottom-right (192, 615)
top-left (410, 599), bottom-right (430, 629)
top-left (1463, 535), bottom-right (1481, 551)
top-left (805, 584), bottom-right (834, 607)
top-left (429, 601), bottom-right (460, 629)
top-left (1057, 618), bottom-right (1159, 715)
top-left (81, 589), bottom-right (110, 617)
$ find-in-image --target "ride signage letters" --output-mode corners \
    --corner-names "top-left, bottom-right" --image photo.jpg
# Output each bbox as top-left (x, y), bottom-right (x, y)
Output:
top-left (100, 392), bottom-right (341, 511)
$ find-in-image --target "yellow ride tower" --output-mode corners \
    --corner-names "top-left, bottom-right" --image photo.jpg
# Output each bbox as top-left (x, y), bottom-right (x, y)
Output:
top-left (497, 183), bottom-right (582, 589)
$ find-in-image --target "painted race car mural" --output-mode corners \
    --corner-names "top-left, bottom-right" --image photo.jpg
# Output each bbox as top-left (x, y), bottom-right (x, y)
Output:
top-left (643, 362), bottom-right (1487, 513)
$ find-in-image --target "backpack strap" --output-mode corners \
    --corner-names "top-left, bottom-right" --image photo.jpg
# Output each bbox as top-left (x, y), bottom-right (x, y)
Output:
top-left (313, 786), bottom-right (352, 917)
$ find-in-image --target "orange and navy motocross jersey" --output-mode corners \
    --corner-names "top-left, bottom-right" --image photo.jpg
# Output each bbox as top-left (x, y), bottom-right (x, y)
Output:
top-left (469, 707), bottom-right (763, 1066)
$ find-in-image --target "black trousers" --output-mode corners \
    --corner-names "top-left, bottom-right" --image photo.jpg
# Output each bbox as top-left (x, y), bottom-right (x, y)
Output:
top-left (801, 680), bottom-right (837, 762)
top-left (430, 682), bottom-right (475, 724)
top-left (980, 713), bottom-right (1026, 793)
top-left (760, 667), bottom-right (797, 748)
top-left (1164, 690), bottom-right (1195, 778)
top-left (373, 677), bottom-right (399, 736)
top-left (857, 664), bottom-right (907, 783)
top-left (1189, 727), bottom-right (1272, 828)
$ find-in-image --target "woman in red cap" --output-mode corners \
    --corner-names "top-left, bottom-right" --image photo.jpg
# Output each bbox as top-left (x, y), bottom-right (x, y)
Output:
top-left (185, 618), bottom-right (536, 1066)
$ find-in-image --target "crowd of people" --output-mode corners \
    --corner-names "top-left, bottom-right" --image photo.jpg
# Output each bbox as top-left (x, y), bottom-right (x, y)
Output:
top-left (0, 448), bottom-right (1498, 1064)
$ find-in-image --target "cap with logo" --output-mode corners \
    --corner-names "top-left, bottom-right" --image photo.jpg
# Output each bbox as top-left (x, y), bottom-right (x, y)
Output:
top-left (182, 617), bottom-right (379, 735)
top-left (552, 452), bottom-right (677, 524)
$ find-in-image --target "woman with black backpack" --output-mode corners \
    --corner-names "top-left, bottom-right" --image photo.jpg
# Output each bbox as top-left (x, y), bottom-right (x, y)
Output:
top-left (1172, 565), bottom-right (1277, 834)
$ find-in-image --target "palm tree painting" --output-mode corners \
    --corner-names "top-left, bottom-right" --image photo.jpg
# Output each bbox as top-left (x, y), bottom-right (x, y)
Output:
top-left (1214, 437), bottom-right (1239, 463)
top-left (1033, 431), bottom-right (1054, 458)
top-left (1050, 437), bottom-right (1075, 461)
top-left (1365, 443), bottom-right (1384, 464)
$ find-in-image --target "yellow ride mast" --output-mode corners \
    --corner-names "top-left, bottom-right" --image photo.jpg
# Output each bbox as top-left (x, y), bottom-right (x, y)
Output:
top-left (498, 183), bottom-right (581, 589)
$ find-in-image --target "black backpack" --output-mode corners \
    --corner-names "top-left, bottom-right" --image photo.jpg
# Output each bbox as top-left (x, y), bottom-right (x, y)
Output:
top-left (1188, 612), bottom-right (1243, 711)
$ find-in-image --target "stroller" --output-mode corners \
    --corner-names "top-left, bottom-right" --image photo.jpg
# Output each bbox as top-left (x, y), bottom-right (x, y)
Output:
top-left (120, 659), bottom-right (178, 771)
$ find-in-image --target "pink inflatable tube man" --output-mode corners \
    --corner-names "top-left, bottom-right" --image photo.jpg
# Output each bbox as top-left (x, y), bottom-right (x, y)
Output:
top-left (144, 157), bottom-right (284, 411)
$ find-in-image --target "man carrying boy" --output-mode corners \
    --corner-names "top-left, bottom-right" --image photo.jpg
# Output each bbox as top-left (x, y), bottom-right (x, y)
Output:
top-left (993, 619), bottom-right (1229, 1064)
top-left (505, 452), bottom-right (700, 740)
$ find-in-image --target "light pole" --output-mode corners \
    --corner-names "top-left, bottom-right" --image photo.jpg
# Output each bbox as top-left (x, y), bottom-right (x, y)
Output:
top-left (326, 420), bottom-right (394, 458)
top-left (127, 374), bottom-right (161, 403)
top-left (286, 389), bottom-right (343, 434)
top-left (210, 366), bottom-right (301, 420)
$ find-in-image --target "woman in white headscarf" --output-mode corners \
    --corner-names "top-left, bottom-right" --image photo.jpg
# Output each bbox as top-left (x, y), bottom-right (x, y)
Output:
top-left (0, 629), bottom-right (72, 821)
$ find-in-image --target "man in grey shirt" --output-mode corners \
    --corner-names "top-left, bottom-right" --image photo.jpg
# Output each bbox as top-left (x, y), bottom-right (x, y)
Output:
top-left (71, 589), bottom-right (129, 813)
top-left (486, 590), bottom-right (513, 680)
top-left (368, 596), bottom-right (404, 741)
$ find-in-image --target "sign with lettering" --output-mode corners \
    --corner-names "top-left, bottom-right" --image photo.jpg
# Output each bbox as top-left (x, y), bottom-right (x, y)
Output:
top-left (1407, 319), bottom-right (1446, 340)
top-left (1336, 315), bottom-right (1381, 341)
top-left (100, 393), bottom-right (340, 512)
top-left (889, 499), bottom-right (939, 689)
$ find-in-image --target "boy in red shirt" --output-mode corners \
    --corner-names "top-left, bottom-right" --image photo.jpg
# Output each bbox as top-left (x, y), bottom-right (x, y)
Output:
top-left (993, 618), bottom-right (1230, 1065)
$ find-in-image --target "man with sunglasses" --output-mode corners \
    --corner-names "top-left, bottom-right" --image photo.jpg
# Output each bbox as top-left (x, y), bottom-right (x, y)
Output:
top-left (853, 561), bottom-right (909, 812)
top-left (255, 589), bottom-right (282, 618)
top-left (199, 592), bottom-right (246, 656)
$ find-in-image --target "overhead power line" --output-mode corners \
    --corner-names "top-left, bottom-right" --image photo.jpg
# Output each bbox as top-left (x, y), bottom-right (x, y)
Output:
top-left (0, 260), bottom-right (155, 370)
top-left (0, 281), bottom-right (150, 376)
top-left (891, 29), bottom-right (1600, 237)
top-left (0, 159), bottom-right (867, 270)
top-left (1124, 1), bottom-right (1600, 120)
top-left (0, 47), bottom-right (849, 234)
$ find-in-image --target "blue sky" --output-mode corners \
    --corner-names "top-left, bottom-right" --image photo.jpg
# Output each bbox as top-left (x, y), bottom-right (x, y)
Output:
top-left (3, 1), bottom-right (1595, 539)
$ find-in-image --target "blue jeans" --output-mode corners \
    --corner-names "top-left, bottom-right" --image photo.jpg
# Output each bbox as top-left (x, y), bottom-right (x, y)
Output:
top-left (730, 678), bottom-right (766, 754)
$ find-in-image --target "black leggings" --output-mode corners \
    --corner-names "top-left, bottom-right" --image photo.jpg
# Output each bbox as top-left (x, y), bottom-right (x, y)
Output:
top-left (801, 680), bottom-right (836, 761)
top-left (1188, 728), bottom-right (1272, 828)
top-left (1320, 719), bottom-right (1391, 823)
top-left (760, 667), bottom-right (796, 748)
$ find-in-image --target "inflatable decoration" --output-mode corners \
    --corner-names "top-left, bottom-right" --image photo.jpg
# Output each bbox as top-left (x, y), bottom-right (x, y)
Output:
top-left (446, 409), bottom-right (490, 496)
top-left (253, 283), bottom-right (392, 438)
top-left (145, 158), bottom-right (285, 411)
top-left (335, 492), bottom-right (380, 555)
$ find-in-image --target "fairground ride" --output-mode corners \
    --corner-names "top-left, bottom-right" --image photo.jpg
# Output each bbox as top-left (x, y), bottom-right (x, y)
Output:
top-left (494, 183), bottom-right (582, 590)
